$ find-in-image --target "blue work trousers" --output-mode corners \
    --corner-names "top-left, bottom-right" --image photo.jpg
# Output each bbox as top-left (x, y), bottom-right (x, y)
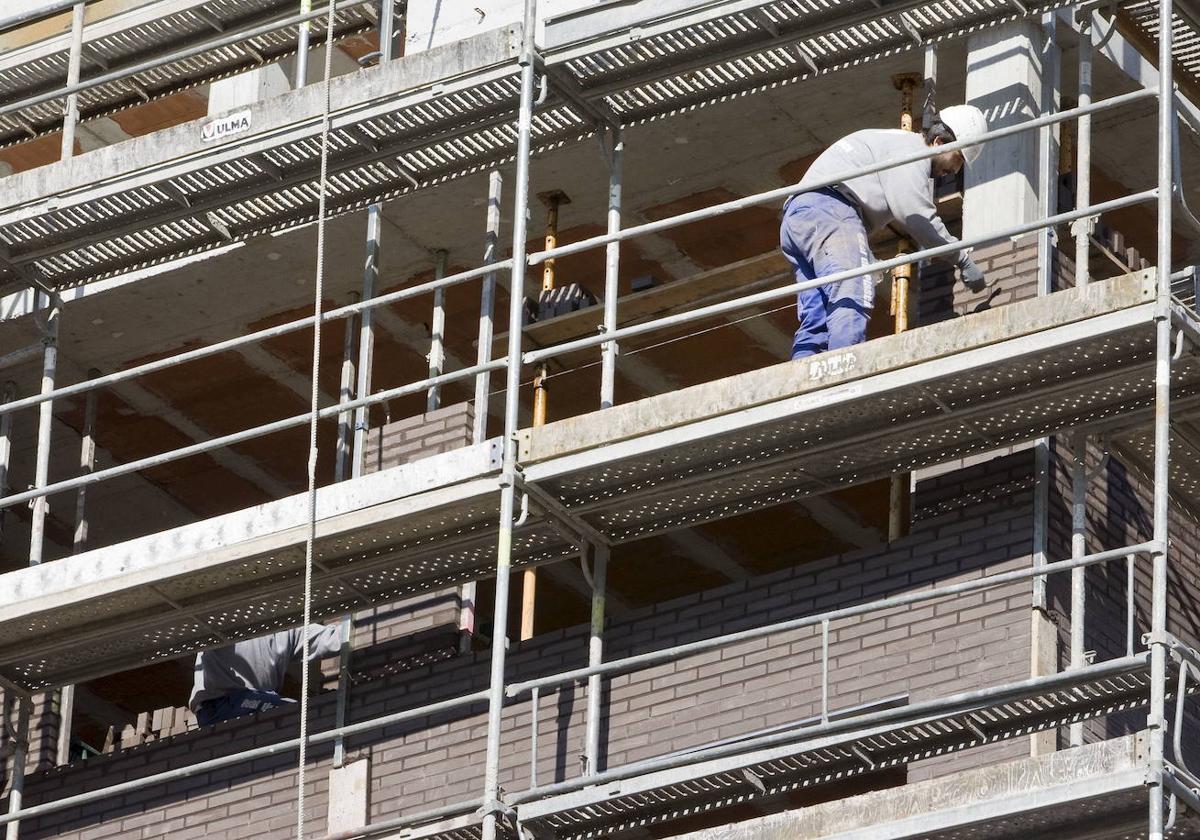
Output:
top-left (195, 689), bottom-right (292, 727)
top-left (779, 189), bottom-right (876, 360)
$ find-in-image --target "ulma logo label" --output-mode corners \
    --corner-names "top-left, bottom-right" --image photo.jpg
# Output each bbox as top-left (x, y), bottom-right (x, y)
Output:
top-left (201, 109), bottom-right (252, 142)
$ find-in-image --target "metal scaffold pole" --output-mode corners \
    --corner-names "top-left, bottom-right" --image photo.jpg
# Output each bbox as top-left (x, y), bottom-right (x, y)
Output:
top-left (1069, 431), bottom-right (1088, 748)
top-left (428, 250), bottom-right (449, 412)
top-left (600, 129), bottom-right (623, 410)
top-left (462, 171), bottom-right (505, 654)
top-left (60, 2), bottom-right (85, 159)
top-left (56, 370), bottom-right (100, 767)
top-left (1074, 9), bottom-right (1094, 288)
top-left (335, 293), bottom-right (360, 482)
top-left (10, 293), bottom-right (60, 840)
top-left (1148, 0), bottom-right (1175, 833)
top-left (482, 0), bottom-right (538, 834)
top-left (0, 382), bottom-right (14, 544)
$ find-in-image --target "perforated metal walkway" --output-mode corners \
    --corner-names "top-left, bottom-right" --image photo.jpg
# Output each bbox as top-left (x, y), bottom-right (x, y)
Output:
top-left (516, 654), bottom-right (1188, 840)
top-left (0, 0), bottom-right (376, 149)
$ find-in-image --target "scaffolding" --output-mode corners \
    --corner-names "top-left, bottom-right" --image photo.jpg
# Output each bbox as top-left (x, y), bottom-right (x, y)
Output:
top-left (0, 0), bottom-right (1199, 838)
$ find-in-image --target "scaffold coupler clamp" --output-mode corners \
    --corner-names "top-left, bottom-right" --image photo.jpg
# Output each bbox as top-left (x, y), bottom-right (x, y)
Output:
top-left (1068, 215), bottom-right (1097, 241)
top-left (598, 324), bottom-right (619, 356)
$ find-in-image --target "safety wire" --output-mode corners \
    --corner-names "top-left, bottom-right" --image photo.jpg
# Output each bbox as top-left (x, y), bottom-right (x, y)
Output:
top-left (297, 0), bottom-right (338, 837)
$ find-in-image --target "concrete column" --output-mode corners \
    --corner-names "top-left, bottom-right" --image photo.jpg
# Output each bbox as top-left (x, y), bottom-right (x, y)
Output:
top-left (207, 65), bottom-right (292, 116)
top-left (961, 21), bottom-right (1050, 239)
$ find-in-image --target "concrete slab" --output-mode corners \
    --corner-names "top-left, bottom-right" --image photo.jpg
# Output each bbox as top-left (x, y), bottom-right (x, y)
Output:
top-left (519, 272), bottom-right (1156, 465)
top-left (660, 735), bottom-right (1160, 840)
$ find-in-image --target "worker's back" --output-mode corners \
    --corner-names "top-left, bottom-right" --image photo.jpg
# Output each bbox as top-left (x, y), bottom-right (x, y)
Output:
top-left (189, 625), bottom-right (341, 712)
top-left (803, 128), bottom-right (930, 235)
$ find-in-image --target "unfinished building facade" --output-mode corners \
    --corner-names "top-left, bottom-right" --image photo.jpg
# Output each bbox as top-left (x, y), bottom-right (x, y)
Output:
top-left (0, 0), bottom-right (1199, 838)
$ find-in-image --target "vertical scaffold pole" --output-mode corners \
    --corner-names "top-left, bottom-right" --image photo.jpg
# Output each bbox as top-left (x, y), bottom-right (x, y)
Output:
top-left (585, 126), bottom-right (622, 776)
top-left (463, 172), bottom-right (504, 654)
top-left (473, 172), bottom-right (504, 445)
top-left (334, 293), bottom-right (359, 483)
top-left (1074, 10), bottom-right (1094, 288)
top-left (294, 0), bottom-right (312, 88)
top-left (584, 543), bottom-right (609, 775)
top-left (600, 129), bottom-right (623, 410)
top-left (0, 381), bottom-right (15, 544)
top-left (335, 0), bottom-right (397, 762)
top-left (1069, 431), bottom-right (1087, 747)
top-left (481, 0), bottom-right (537, 836)
top-left (60, 2), bottom-right (85, 159)
top-left (1030, 13), bottom-right (1060, 759)
top-left (11, 293), bottom-right (59, 840)
top-left (56, 370), bottom-right (100, 767)
top-left (1148, 0), bottom-right (1174, 834)
top-left (427, 250), bottom-right (449, 412)
top-left (29, 294), bottom-right (60, 569)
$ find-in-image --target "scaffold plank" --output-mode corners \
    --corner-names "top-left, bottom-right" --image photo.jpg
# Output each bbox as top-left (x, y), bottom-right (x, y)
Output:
top-left (515, 658), bottom-right (1194, 840)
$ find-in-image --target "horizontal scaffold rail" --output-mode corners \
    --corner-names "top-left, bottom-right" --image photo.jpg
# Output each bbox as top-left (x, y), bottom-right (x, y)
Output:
top-left (0, 269), bottom-right (1193, 692)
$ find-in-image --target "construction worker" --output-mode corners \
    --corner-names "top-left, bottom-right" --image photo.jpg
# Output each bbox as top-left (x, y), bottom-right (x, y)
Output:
top-left (189, 623), bottom-right (343, 726)
top-left (781, 105), bottom-right (990, 359)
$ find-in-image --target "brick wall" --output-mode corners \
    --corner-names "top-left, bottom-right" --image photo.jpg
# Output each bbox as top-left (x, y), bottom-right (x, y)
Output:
top-left (362, 402), bottom-right (474, 473)
top-left (918, 233), bottom-right (1074, 325)
top-left (3, 452), bottom-right (1041, 839)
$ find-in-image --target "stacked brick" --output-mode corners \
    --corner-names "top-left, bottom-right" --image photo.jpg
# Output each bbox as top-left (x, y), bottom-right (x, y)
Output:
top-left (5, 453), bottom-right (1042, 839)
top-left (362, 402), bottom-right (475, 473)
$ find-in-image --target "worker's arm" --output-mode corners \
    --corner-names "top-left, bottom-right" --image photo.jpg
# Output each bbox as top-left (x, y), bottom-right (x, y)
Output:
top-left (882, 160), bottom-right (966, 265)
top-left (291, 623), bottom-right (344, 662)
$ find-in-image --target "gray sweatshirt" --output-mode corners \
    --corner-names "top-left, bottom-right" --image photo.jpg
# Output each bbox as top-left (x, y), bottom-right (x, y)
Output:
top-left (802, 129), bottom-right (965, 265)
top-left (189, 624), bottom-right (343, 710)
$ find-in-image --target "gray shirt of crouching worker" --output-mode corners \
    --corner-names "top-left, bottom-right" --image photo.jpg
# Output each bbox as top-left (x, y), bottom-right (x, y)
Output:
top-left (189, 623), bottom-right (344, 711)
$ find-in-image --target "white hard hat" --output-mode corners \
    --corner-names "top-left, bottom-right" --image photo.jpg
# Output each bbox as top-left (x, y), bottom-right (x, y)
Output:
top-left (937, 104), bottom-right (988, 164)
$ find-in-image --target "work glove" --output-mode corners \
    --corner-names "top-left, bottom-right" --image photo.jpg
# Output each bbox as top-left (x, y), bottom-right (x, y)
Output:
top-left (957, 254), bottom-right (988, 293)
